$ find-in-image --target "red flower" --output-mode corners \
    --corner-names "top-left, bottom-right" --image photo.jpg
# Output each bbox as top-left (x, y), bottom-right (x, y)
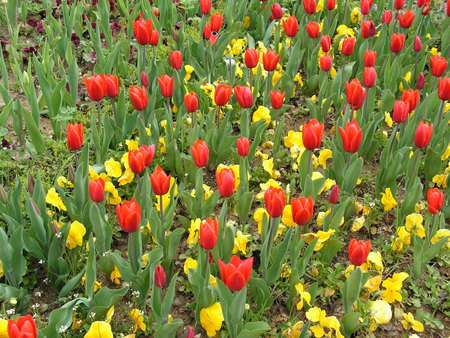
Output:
top-left (329, 185), bottom-right (339, 204)
top-left (215, 84), bottom-right (232, 106)
top-left (128, 149), bottom-right (146, 174)
top-left (141, 71), bottom-right (149, 87)
top-left (430, 55), bottom-right (448, 77)
top-left (392, 100), bottom-right (409, 123)
top-left (397, 10), bottom-right (415, 28)
top-left (234, 86), bottom-right (254, 108)
top-left (244, 48), bottom-right (259, 69)
top-left (361, 0), bottom-right (370, 15)
top-left (303, 0), bottom-right (317, 14)
top-left (342, 37), bottom-right (356, 56)
top-left (89, 178), bottom-right (105, 203)
top-left (326, 0), bottom-right (335, 10)
top-left (306, 21), bottom-right (320, 39)
top-left (199, 0), bottom-right (211, 15)
top-left (339, 120), bottom-right (363, 153)
top-left (361, 20), bottom-right (376, 38)
top-left (157, 74), bottom-right (174, 97)
top-left (270, 3), bottom-right (283, 19)
top-left (321, 35), bottom-right (331, 52)
top-left (67, 123), bottom-right (83, 151)
top-left (319, 54), bottom-right (332, 72)
top-left (216, 167), bottom-right (235, 197)
top-left (199, 218), bottom-right (219, 250)
top-left (186, 326), bottom-right (195, 338)
top-left (416, 72), bottom-right (425, 90)
top-left (132, 18), bottom-right (153, 45)
top-left (149, 29), bottom-right (159, 46)
top-left (169, 51), bottom-right (182, 70)
top-left (283, 16), bottom-right (299, 37)
top-left (438, 76), bottom-right (450, 101)
top-left (203, 24), bottom-right (211, 40)
top-left (210, 13), bottom-right (223, 32)
top-left (263, 50), bottom-right (280, 71)
top-left (291, 196), bottom-right (314, 226)
top-left (150, 166), bottom-right (171, 195)
top-left (129, 86), bottom-right (148, 111)
top-left (394, 0), bottom-right (404, 10)
top-left (218, 255), bottom-right (253, 291)
top-left (264, 186), bottom-right (286, 218)
top-left (154, 265), bottom-right (166, 287)
top-left (421, 1), bottom-right (431, 15)
top-left (414, 36), bottom-right (422, 52)
top-left (390, 33), bottom-right (405, 53)
top-left (116, 197), bottom-right (142, 233)
top-left (8, 315), bottom-right (37, 338)
top-left (447, 0), bottom-right (450, 16)
top-left (236, 136), bottom-right (250, 157)
top-left (105, 74), bottom-right (119, 98)
top-left (84, 74), bottom-right (106, 101)
top-left (191, 139), bottom-right (209, 168)
top-left (346, 79), bottom-right (366, 110)
top-left (348, 239), bottom-right (371, 266)
top-left (209, 32), bottom-right (219, 46)
top-left (270, 90), bottom-right (285, 109)
top-left (401, 89), bottom-right (419, 113)
top-left (363, 67), bottom-right (377, 88)
top-left (363, 50), bottom-right (377, 67)
top-left (302, 119), bottom-right (324, 150)
top-left (381, 10), bottom-right (393, 24)
top-left (140, 144), bottom-right (155, 167)
top-left (414, 121), bottom-right (433, 148)
top-left (184, 92), bottom-right (198, 112)
top-left (427, 188), bottom-right (444, 214)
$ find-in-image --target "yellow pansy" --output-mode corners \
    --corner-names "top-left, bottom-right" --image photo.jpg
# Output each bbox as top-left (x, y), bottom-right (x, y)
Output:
top-left (57, 176), bottom-right (74, 189)
top-left (429, 47), bottom-right (440, 56)
top-left (46, 187), bottom-right (67, 211)
top-left (252, 105), bottom-right (271, 124)
top-left (186, 218), bottom-right (201, 245)
top-left (104, 158), bottom-right (122, 178)
top-left (126, 139), bottom-right (139, 151)
top-left (118, 168), bottom-right (134, 186)
top-left (306, 307), bottom-right (327, 322)
top-left (130, 309), bottom-right (146, 333)
top-left (316, 0), bottom-right (324, 11)
top-left (110, 265), bottom-right (121, 285)
top-left (367, 251), bottom-right (384, 272)
top-left (399, 72), bottom-right (411, 92)
top-left (254, 208), bottom-right (269, 234)
top-left (351, 216), bottom-right (365, 232)
top-left (381, 188), bottom-right (397, 211)
top-left (105, 306), bottom-right (114, 324)
top-left (384, 112), bottom-right (393, 127)
top-left (282, 321), bottom-right (304, 338)
top-left (200, 302), bottom-right (224, 337)
top-left (432, 174), bottom-right (448, 188)
top-left (84, 321), bottom-right (113, 338)
top-left (370, 300), bottom-right (392, 324)
top-left (381, 272), bottom-right (409, 303)
top-left (405, 213), bottom-right (425, 237)
top-left (272, 71), bottom-right (282, 86)
top-left (284, 130), bottom-right (304, 149)
top-left (158, 137), bottom-right (167, 154)
top-left (184, 65), bottom-right (194, 81)
top-left (364, 275), bottom-right (382, 292)
top-left (294, 73), bottom-right (304, 87)
top-left (262, 158), bottom-right (280, 179)
top-left (295, 283), bottom-right (311, 310)
top-left (89, 166), bottom-right (110, 182)
top-left (431, 229), bottom-right (450, 249)
top-left (441, 143), bottom-right (450, 160)
top-left (350, 8), bottom-right (361, 23)
top-left (184, 257), bottom-right (198, 275)
top-left (104, 181), bottom-right (122, 205)
top-left (0, 318), bottom-right (7, 338)
top-left (317, 149), bottom-right (332, 169)
top-left (401, 312), bottom-right (424, 332)
top-left (66, 221), bottom-right (86, 249)
top-left (72, 313), bottom-right (83, 329)
top-left (232, 230), bottom-right (251, 254)
top-left (282, 205), bottom-right (294, 227)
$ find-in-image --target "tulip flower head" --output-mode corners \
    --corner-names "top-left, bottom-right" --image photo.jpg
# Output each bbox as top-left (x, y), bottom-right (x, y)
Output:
top-left (346, 79), bottom-right (366, 110)
top-left (236, 136), bottom-right (250, 157)
top-left (133, 18), bottom-right (153, 45)
top-left (414, 36), bottom-right (422, 52)
top-left (321, 35), bottom-right (331, 52)
top-left (154, 265), bottom-right (166, 287)
top-left (210, 13), bottom-right (223, 32)
top-left (157, 74), bottom-right (174, 97)
top-left (116, 197), bottom-right (142, 233)
top-left (348, 239), bottom-right (371, 266)
top-left (438, 77), bottom-right (450, 101)
top-left (129, 86), bottom-right (148, 111)
top-left (430, 56), bottom-right (448, 77)
top-left (191, 140), bottom-right (210, 168)
top-left (306, 21), bottom-right (320, 39)
top-left (427, 188), bottom-right (444, 214)
top-left (200, 218), bottom-right (219, 250)
top-left (303, 0), bottom-right (317, 14)
top-left (390, 33), bottom-right (405, 53)
top-left (382, 10), bottom-right (393, 24)
top-left (105, 74), bottom-right (119, 98)
top-left (339, 120), bottom-right (363, 153)
top-left (184, 92), bottom-right (199, 112)
top-left (244, 48), bottom-right (259, 69)
top-left (392, 100), bottom-right (409, 123)
top-left (361, 20), bottom-right (376, 38)
top-left (150, 166), bottom-right (172, 196)
top-left (320, 54), bottom-right (333, 72)
top-left (342, 37), bottom-right (356, 56)
top-left (270, 3), bottom-right (283, 19)
top-left (270, 90), bottom-right (286, 109)
top-left (262, 50), bottom-right (280, 71)
top-left (363, 67), bottom-right (377, 88)
top-left (291, 196), bottom-right (314, 225)
top-left (401, 89), bottom-right (419, 113)
top-left (8, 315), bottom-right (37, 338)
top-left (216, 167), bottom-right (235, 197)
top-left (169, 51), bottom-right (183, 70)
top-left (363, 50), bottom-right (377, 67)
top-left (283, 16), bottom-right (299, 37)
top-left (84, 74), bottom-right (106, 101)
top-left (397, 10), bottom-right (415, 28)
top-left (329, 185), bottom-right (339, 204)
top-left (199, 0), bottom-right (211, 15)
top-left (140, 144), bottom-right (155, 167)
top-left (234, 85), bottom-right (254, 108)
top-left (149, 29), bottom-right (159, 46)
top-left (326, 0), bottom-right (335, 10)
top-left (302, 119), bottom-right (324, 150)
top-left (128, 148), bottom-right (146, 174)
top-left (264, 186), bottom-right (286, 218)
top-left (89, 178), bottom-right (105, 203)
top-left (218, 255), bottom-right (253, 291)
top-left (67, 123), bottom-right (83, 151)
top-left (214, 84), bottom-right (232, 106)
top-left (413, 121), bottom-right (433, 148)
top-left (416, 72), bottom-right (425, 90)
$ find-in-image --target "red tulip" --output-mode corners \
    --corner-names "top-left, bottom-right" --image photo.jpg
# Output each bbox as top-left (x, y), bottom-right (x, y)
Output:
top-left (438, 76), bottom-right (450, 101)
top-left (427, 188), bottom-right (444, 214)
top-left (306, 21), bottom-right (320, 38)
top-left (394, 0), bottom-right (404, 10)
top-left (421, 1), bottom-right (431, 15)
top-left (89, 178), bottom-right (105, 203)
top-left (361, 20), bottom-right (376, 38)
top-left (67, 123), bottom-right (83, 151)
top-left (149, 29), bottom-right (159, 46)
top-left (128, 149), bottom-right (146, 174)
top-left (199, 0), bottom-right (211, 15)
top-left (430, 56), bottom-right (448, 77)
top-left (303, 0), bottom-right (317, 14)
top-left (129, 85), bottom-right (148, 111)
top-left (140, 71), bottom-right (149, 87)
top-left (339, 120), bottom-right (363, 153)
top-left (236, 136), bottom-right (250, 157)
top-left (210, 13), bottom-right (223, 32)
top-left (199, 218), bottom-right (219, 250)
top-left (234, 86), bottom-right (254, 108)
top-left (8, 315), bottom-right (37, 338)
top-left (346, 79), bottom-right (366, 110)
top-left (283, 16), bottom-right (299, 37)
top-left (264, 186), bottom-right (286, 218)
top-left (244, 48), bottom-right (259, 69)
top-left (329, 184), bottom-right (339, 204)
top-left (397, 10), bottom-right (415, 28)
top-left (216, 167), bottom-right (235, 197)
top-left (320, 54), bottom-right (333, 72)
top-left (169, 51), bottom-right (182, 70)
top-left (157, 74), bottom-right (174, 97)
top-left (447, 0), bottom-right (450, 16)
top-left (302, 119), bottom-right (324, 150)
top-left (186, 326), bottom-right (195, 338)
top-left (363, 67), bottom-right (377, 88)
top-left (203, 24), bottom-right (211, 40)
top-left (209, 32), bottom-right (219, 46)
top-left (214, 84), bottom-right (232, 106)
top-left (184, 92), bottom-right (198, 112)
top-left (392, 100), bottom-right (409, 123)
top-left (361, 0), bottom-right (370, 15)
top-left (270, 90), bottom-right (285, 109)
top-left (154, 265), bottom-right (166, 287)
top-left (414, 121), bottom-right (433, 148)
top-left (321, 35), bottom-right (331, 52)
top-left (116, 197), bottom-right (141, 233)
top-left (263, 50), bottom-right (280, 71)
top-left (390, 33), bottom-right (405, 53)
top-left (342, 37), bottom-right (356, 56)
top-left (348, 239), bottom-right (371, 266)
top-left (291, 196), bottom-right (314, 225)
top-left (84, 74), bottom-right (106, 101)
top-left (416, 72), bottom-right (425, 90)
top-left (150, 166), bottom-right (172, 195)
top-left (132, 18), bottom-right (153, 45)
top-left (414, 36), bottom-right (422, 52)
top-left (191, 140), bottom-right (209, 168)
top-left (105, 74), bottom-right (119, 98)
top-left (140, 144), bottom-right (155, 167)
top-left (270, 3), bottom-right (283, 19)
top-left (363, 50), bottom-right (377, 67)
top-left (401, 89), bottom-right (419, 113)
top-left (326, 0), bottom-right (335, 10)
top-left (218, 255), bottom-right (253, 291)
top-left (381, 10), bottom-right (393, 24)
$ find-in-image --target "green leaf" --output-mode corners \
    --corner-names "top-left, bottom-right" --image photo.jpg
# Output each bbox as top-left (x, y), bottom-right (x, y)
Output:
top-left (341, 312), bottom-right (362, 336)
top-left (153, 319), bottom-right (183, 338)
top-left (59, 268), bottom-right (85, 298)
top-left (85, 235), bottom-right (96, 298)
top-left (237, 321), bottom-right (271, 338)
top-left (319, 239), bottom-right (345, 265)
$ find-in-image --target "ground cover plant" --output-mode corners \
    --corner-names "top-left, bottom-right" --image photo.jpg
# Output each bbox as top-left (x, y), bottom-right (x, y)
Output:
top-left (0, 0), bottom-right (449, 337)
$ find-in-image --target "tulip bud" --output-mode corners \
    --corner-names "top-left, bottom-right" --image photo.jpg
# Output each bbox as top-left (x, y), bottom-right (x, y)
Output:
top-left (348, 239), bottom-right (371, 266)
top-left (381, 10), bottom-right (392, 24)
top-left (270, 3), bottom-right (283, 19)
top-left (264, 186), bottom-right (286, 218)
top-left (320, 35), bottom-right (331, 52)
top-left (236, 136), bottom-right (250, 157)
top-left (199, 218), bottom-right (219, 250)
top-left (0, 185), bottom-right (8, 203)
top-left (363, 67), bottom-right (377, 88)
top-left (416, 72), bottom-right (425, 90)
top-left (29, 198), bottom-right (41, 216)
top-left (68, 163), bottom-right (75, 184)
top-left (427, 188), bottom-right (444, 214)
top-left (27, 173), bottom-right (36, 193)
top-left (319, 54), bottom-right (332, 72)
top-left (414, 36), bottom-right (422, 52)
top-left (342, 37), bottom-right (356, 56)
top-left (22, 71), bottom-right (30, 88)
top-left (171, 27), bottom-right (179, 42)
top-left (154, 265), bottom-right (166, 287)
top-left (414, 121), bottom-right (433, 148)
top-left (329, 185), bottom-right (339, 204)
top-left (140, 72), bottom-right (149, 87)
top-left (185, 326), bottom-right (195, 338)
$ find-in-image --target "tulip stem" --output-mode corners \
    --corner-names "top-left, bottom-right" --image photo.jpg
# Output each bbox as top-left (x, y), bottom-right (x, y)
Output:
top-left (264, 216), bottom-right (277, 279)
top-left (74, 150), bottom-right (79, 169)
top-left (413, 52), bottom-right (419, 85)
top-left (264, 71), bottom-right (272, 107)
top-left (129, 232), bottom-right (137, 273)
top-left (203, 249), bottom-right (209, 290)
top-left (96, 101), bottom-right (102, 131)
top-left (112, 97), bottom-right (118, 126)
top-left (136, 174), bottom-right (141, 198)
top-left (307, 149), bottom-right (313, 177)
top-left (346, 152), bottom-right (351, 170)
top-left (343, 0), bottom-right (348, 24)
top-left (216, 106), bottom-right (221, 128)
top-left (159, 194), bottom-right (165, 250)
top-left (434, 100), bottom-right (445, 134)
top-left (388, 124), bottom-right (399, 160)
top-left (340, 56), bottom-right (347, 96)
top-left (248, 68), bottom-right (253, 95)
top-left (362, 87), bottom-right (368, 122)
top-left (406, 149), bottom-right (421, 191)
